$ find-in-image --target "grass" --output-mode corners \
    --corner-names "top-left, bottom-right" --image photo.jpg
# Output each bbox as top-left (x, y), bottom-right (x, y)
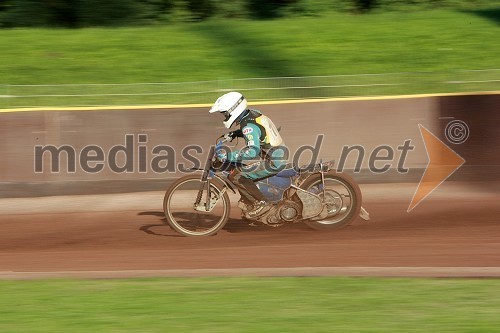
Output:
top-left (0, 9), bottom-right (499, 107)
top-left (1, 277), bottom-right (500, 332)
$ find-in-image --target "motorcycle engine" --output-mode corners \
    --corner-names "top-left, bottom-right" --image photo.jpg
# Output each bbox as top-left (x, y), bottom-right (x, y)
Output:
top-left (242, 200), bottom-right (301, 227)
top-left (278, 200), bottom-right (301, 222)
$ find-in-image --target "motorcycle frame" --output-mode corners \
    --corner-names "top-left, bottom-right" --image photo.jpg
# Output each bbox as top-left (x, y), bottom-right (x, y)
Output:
top-left (194, 141), bottom-right (333, 213)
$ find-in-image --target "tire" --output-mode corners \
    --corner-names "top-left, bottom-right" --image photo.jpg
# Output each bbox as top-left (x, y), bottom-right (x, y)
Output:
top-left (163, 174), bottom-right (231, 237)
top-left (300, 171), bottom-right (362, 231)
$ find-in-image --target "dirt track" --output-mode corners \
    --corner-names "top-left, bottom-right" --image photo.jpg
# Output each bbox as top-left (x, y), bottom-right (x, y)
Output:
top-left (0, 182), bottom-right (498, 278)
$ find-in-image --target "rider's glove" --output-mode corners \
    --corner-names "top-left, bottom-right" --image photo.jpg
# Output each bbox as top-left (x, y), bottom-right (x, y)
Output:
top-left (223, 129), bottom-right (243, 142)
top-left (216, 149), bottom-right (227, 162)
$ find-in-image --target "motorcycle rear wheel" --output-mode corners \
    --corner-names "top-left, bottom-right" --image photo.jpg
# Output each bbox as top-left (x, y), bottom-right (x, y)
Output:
top-left (300, 171), bottom-right (362, 231)
top-left (163, 174), bottom-right (231, 237)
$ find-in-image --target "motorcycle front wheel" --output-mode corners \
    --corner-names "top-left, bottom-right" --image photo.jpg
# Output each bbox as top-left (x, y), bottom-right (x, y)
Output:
top-left (163, 174), bottom-right (231, 237)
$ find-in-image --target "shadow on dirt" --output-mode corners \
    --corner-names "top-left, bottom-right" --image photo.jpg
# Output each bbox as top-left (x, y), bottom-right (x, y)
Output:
top-left (136, 210), bottom-right (302, 237)
top-left (138, 211), bottom-right (173, 237)
top-left (139, 223), bottom-right (184, 237)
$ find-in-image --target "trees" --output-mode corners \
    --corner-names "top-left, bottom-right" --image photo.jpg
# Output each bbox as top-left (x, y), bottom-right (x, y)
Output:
top-left (0, 0), bottom-right (493, 27)
top-left (0, 0), bottom-right (138, 27)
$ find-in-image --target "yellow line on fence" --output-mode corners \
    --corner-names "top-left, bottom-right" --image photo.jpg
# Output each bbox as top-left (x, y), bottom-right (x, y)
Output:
top-left (1, 91), bottom-right (498, 113)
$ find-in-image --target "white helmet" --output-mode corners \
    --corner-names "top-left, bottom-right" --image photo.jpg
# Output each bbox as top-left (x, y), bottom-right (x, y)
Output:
top-left (209, 92), bottom-right (248, 128)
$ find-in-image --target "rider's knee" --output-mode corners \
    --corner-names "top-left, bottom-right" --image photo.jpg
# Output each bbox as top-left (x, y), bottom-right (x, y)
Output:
top-left (229, 170), bottom-right (248, 186)
top-left (228, 170), bottom-right (236, 183)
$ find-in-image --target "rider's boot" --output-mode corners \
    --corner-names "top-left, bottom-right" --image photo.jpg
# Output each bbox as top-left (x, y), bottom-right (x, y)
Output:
top-left (247, 200), bottom-right (271, 218)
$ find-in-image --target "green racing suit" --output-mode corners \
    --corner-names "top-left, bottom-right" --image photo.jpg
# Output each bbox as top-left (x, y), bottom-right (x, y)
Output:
top-left (224, 109), bottom-right (288, 204)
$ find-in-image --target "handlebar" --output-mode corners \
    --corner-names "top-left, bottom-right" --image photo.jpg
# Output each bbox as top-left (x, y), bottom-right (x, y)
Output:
top-left (216, 129), bottom-right (243, 148)
top-left (211, 134), bottom-right (246, 172)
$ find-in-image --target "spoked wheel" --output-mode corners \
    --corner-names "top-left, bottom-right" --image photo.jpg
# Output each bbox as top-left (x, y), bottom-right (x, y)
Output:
top-left (300, 171), bottom-right (362, 231)
top-left (163, 174), bottom-right (230, 236)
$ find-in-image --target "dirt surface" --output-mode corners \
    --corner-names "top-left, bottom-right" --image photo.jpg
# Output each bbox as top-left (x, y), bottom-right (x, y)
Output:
top-left (0, 182), bottom-right (499, 278)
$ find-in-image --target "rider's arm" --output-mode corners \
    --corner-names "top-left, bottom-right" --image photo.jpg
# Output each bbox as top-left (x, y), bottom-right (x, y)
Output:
top-left (227, 123), bottom-right (261, 162)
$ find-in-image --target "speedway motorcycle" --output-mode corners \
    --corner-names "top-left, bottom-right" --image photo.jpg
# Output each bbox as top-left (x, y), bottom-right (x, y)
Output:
top-left (163, 135), bottom-right (369, 236)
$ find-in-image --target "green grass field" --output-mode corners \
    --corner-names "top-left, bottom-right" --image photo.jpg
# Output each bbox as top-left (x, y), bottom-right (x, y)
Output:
top-left (0, 9), bottom-right (499, 107)
top-left (1, 277), bottom-right (500, 333)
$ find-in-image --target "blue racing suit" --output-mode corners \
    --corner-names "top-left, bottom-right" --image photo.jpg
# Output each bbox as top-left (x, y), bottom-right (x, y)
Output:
top-left (223, 109), bottom-right (288, 204)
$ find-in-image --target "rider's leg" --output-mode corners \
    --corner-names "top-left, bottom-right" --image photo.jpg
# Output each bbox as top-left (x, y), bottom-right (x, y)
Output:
top-left (228, 162), bottom-right (275, 217)
top-left (229, 147), bottom-right (289, 217)
top-left (228, 168), bottom-right (266, 204)
top-left (245, 148), bottom-right (288, 180)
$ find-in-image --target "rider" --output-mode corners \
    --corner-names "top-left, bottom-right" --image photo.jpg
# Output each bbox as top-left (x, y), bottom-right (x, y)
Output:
top-left (209, 92), bottom-right (288, 217)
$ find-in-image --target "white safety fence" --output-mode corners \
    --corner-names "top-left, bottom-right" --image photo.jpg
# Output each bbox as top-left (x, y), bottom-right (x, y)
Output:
top-left (1, 69), bottom-right (499, 108)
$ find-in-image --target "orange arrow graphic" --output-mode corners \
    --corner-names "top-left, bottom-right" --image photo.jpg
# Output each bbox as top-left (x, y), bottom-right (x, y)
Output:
top-left (407, 124), bottom-right (466, 212)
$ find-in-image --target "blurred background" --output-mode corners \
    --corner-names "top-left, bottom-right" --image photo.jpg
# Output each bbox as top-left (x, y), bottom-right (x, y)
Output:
top-left (0, 0), bottom-right (499, 108)
top-left (1, 2), bottom-right (500, 331)
top-left (1, 0), bottom-right (499, 197)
